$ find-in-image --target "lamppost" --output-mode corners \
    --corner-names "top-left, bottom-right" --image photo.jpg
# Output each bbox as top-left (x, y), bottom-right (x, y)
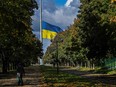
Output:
top-left (51, 38), bottom-right (63, 74)
top-left (56, 40), bottom-right (59, 74)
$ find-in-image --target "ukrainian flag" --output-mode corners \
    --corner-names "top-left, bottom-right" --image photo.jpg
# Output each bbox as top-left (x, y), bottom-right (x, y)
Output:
top-left (111, 0), bottom-right (116, 3)
top-left (42, 21), bottom-right (63, 39)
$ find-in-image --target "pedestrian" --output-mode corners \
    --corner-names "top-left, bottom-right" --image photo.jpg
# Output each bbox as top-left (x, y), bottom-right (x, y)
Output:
top-left (16, 63), bottom-right (25, 86)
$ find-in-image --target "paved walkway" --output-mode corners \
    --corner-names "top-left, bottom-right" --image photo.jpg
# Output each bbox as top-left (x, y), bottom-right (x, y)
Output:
top-left (0, 65), bottom-right (46, 87)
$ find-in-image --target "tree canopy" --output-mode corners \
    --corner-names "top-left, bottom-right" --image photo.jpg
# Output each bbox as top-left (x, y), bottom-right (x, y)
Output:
top-left (0, 0), bottom-right (43, 73)
top-left (44, 0), bottom-right (116, 67)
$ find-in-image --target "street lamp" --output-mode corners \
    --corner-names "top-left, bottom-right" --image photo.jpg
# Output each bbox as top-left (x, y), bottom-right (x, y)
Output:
top-left (56, 39), bottom-right (63, 74)
top-left (51, 38), bottom-right (63, 74)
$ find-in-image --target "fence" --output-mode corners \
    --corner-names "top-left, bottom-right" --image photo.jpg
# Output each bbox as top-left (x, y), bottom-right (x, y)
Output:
top-left (104, 57), bottom-right (116, 70)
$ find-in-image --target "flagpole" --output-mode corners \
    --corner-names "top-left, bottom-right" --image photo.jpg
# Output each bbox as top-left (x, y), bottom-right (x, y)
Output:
top-left (40, 0), bottom-right (42, 42)
top-left (40, 0), bottom-right (43, 65)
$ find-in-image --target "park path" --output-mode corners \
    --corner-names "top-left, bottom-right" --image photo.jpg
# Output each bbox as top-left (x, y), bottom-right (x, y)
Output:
top-left (0, 64), bottom-right (47, 87)
top-left (0, 65), bottom-right (116, 87)
top-left (60, 67), bottom-right (116, 87)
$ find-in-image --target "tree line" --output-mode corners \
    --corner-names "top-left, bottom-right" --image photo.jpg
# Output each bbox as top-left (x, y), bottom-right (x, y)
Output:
top-left (44, 0), bottom-right (116, 69)
top-left (0, 0), bottom-right (43, 73)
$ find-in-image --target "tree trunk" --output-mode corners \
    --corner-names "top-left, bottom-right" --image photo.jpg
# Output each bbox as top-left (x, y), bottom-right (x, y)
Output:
top-left (87, 60), bottom-right (90, 68)
top-left (13, 62), bottom-right (16, 70)
top-left (2, 59), bottom-right (7, 73)
top-left (81, 62), bottom-right (83, 67)
top-left (7, 61), bottom-right (10, 71)
top-left (85, 62), bottom-right (87, 68)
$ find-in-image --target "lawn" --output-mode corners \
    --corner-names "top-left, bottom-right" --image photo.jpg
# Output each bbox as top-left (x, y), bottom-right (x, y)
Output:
top-left (40, 66), bottom-right (99, 87)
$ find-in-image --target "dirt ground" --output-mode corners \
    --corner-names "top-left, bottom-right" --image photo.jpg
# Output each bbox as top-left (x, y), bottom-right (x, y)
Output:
top-left (60, 67), bottom-right (116, 87)
top-left (0, 65), bottom-right (116, 87)
top-left (0, 64), bottom-right (46, 87)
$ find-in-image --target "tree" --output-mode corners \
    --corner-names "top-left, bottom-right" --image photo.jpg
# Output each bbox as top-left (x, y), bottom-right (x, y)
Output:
top-left (0, 0), bottom-right (42, 73)
top-left (78, 0), bottom-right (116, 66)
top-left (44, 0), bottom-right (116, 68)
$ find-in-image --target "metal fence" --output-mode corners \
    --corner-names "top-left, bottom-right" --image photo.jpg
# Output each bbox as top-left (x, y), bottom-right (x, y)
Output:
top-left (104, 57), bottom-right (116, 70)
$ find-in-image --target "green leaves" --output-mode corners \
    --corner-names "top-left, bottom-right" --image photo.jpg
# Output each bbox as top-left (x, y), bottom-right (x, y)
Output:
top-left (44, 0), bottom-right (116, 67)
top-left (0, 0), bottom-right (42, 72)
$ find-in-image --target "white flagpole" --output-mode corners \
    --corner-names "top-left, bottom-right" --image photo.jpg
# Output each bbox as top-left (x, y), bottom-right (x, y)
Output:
top-left (40, 0), bottom-right (42, 42)
top-left (40, 0), bottom-right (43, 65)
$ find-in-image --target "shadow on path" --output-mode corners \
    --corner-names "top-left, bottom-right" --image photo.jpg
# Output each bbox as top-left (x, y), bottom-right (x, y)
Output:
top-left (0, 65), bottom-right (47, 87)
top-left (60, 67), bottom-right (116, 86)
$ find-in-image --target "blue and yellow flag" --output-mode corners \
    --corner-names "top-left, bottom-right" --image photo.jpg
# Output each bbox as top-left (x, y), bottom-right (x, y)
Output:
top-left (111, 0), bottom-right (116, 3)
top-left (42, 21), bottom-right (63, 39)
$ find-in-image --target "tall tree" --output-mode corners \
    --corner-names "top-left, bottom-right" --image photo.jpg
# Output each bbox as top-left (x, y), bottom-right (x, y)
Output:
top-left (78, 0), bottom-right (116, 65)
top-left (0, 0), bottom-right (42, 73)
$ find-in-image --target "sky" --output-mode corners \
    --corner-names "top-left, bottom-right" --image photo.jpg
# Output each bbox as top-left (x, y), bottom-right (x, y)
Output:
top-left (54, 0), bottom-right (67, 6)
top-left (32, 0), bottom-right (80, 53)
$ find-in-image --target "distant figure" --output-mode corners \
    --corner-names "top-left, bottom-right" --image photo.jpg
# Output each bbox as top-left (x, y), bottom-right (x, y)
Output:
top-left (17, 63), bottom-right (25, 86)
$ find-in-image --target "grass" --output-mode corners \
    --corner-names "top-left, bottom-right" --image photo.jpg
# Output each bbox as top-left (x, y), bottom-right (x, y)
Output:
top-left (69, 66), bottom-right (116, 75)
top-left (40, 65), bottom-right (97, 87)
top-left (74, 67), bottom-right (94, 71)
top-left (106, 69), bottom-right (116, 75)
top-left (93, 67), bottom-right (116, 74)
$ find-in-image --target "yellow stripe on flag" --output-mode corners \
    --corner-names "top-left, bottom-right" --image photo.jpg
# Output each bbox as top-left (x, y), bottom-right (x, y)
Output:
top-left (111, 0), bottom-right (116, 3)
top-left (42, 29), bottom-right (57, 39)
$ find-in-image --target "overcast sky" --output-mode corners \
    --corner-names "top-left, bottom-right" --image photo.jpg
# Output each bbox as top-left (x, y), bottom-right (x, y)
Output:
top-left (32, 0), bottom-right (80, 52)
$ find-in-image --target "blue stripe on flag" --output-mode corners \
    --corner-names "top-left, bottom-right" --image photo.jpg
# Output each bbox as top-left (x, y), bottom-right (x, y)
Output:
top-left (42, 21), bottom-right (63, 32)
